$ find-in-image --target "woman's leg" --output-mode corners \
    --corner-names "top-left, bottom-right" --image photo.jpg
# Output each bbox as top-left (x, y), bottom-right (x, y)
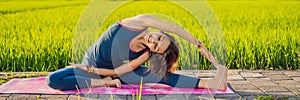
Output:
top-left (118, 66), bottom-right (162, 84)
top-left (118, 66), bottom-right (227, 90)
top-left (46, 68), bottom-right (120, 90)
top-left (118, 66), bottom-right (200, 88)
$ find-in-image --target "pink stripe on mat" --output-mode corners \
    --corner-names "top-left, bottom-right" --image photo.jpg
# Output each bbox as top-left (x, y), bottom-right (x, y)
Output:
top-left (0, 77), bottom-right (234, 94)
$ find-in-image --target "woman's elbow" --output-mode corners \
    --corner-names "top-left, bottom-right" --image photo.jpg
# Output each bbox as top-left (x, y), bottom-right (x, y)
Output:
top-left (133, 14), bottom-right (152, 22)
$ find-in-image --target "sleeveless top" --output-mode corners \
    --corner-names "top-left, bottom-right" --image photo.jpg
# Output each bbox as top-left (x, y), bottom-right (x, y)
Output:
top-left (81, 22), bottom-right (147, 69)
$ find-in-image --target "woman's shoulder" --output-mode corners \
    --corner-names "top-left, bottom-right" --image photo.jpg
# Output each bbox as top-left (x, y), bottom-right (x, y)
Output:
top-left (118, 19), bottom-right (146, 32)
top-left (118, 16), bottom-right (148, 30)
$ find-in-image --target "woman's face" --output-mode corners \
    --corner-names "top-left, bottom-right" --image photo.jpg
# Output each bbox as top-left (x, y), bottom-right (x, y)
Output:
top-left (144, 32), bottom-right (171, 54)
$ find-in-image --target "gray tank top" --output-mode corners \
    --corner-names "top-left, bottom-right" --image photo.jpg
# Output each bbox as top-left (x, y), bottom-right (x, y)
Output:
top-left (81, 22), bottom-right (147, 69)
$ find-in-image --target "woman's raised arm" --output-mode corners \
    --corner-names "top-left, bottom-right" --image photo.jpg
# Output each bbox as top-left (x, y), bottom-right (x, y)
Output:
top-left (125, 14), bottom-right (219, 66)
top-left (122, 14), bottom-right (199, 45)
top-left (129, 14), bottom-right (218, 65)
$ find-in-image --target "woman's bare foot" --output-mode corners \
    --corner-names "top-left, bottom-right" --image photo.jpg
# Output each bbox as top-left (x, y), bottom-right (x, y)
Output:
top-left (90, 77), bottom-right (121, 88)
top-left (103, 77), bottom-right (122, 88)
top-left (198, 65), bottom-right (228, 90)
top-left (214, 65), bottom-right (228, 90)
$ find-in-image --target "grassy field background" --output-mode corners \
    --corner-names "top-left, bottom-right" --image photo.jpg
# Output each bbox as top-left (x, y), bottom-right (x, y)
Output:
top-left (0, 0), bottom-right (299, 72)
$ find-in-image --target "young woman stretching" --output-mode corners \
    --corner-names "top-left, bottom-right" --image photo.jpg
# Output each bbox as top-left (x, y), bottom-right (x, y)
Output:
top-left (46, 14), bottom-right (228, 90)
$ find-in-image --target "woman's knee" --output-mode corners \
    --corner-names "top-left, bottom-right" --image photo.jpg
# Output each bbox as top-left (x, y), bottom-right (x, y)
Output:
top-left (46, 68), bottom-right (76, 90)
top-left (46, 73), bottom-right (64, 89)
top-left (46, 74), bottom-right (63, 90)
top-left (46, 68), bottom-right (75, 81)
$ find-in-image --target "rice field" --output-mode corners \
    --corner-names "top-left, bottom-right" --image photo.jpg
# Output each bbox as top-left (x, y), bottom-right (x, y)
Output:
top-left (0, 0), bottom-right (299, 72)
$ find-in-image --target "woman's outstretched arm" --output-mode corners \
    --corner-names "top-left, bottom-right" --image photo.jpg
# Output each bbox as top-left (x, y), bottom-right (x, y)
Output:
top-left (124, 14), bottom-right (219, 66)
top-left (123, 14), bottom-right (199, 45)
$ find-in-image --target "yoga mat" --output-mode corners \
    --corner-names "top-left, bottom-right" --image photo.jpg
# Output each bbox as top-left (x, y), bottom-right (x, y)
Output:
top-left (0, 77), bottom-right (234, 94)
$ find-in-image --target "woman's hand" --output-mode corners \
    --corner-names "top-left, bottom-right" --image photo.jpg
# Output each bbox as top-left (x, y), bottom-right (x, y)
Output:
top-left (68, 62), bottom-right (89, 71)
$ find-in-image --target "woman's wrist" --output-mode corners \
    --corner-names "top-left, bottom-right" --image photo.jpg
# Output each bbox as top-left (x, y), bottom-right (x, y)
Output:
top-left (195, 39), bottom-right (202, 48)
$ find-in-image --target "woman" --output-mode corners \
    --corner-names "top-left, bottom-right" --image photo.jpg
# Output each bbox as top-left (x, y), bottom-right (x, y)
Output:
top-left (46, 14), bottom-right (228, 90)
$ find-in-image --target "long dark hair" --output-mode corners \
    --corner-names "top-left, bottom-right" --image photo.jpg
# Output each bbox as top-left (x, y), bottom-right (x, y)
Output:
top-left (148, 31), bottom-right (180, 79)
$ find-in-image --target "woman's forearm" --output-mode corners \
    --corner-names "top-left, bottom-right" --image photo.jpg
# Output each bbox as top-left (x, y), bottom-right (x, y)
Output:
top-left (93, 64), bottom-right (131, 76)
top-left (172, 26), bottom-right (199, 45)
top-left (94, 51), bottom-right (150, 77)
top-left (94, 63), bottom-right (141, 77)
top-left (94, 64), bottom-right (136, 77)
top-left (69, 63), bottom-right (124, 77)
top-left (112, 51), bottom-right (149, 76)
top-left (94, 68), bottom-right (117, 76)
top-left (198, 43), bottom-right (218, 66)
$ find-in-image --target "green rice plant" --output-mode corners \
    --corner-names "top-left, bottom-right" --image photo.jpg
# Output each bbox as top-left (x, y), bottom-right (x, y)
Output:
top-left (138, 77), bottom-right (143, 100)
top-left (36, 95), bottom-right (40, 100)
top-left (0, 1), bottom-right (88, 71)
top-left (131, 77), bottom-right (143, 100)
top-left (0, 1), bottom-right (89, 15)
top-left (75, 85), bottom-right (80, 100)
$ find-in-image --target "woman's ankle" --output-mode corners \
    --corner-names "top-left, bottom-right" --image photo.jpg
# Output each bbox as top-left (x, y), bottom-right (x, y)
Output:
top-left (91, 79), bottom-right (105, 87)
top-left (105, 79), bottom-right (121, 88)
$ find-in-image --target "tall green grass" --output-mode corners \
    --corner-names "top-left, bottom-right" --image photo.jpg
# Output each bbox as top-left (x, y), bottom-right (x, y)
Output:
top-left (0, 1), bottom-right (88, 15)
top-left (0, 1), bottom-right (89, 71)
top-left (0, 0), bottom-right (299, 71)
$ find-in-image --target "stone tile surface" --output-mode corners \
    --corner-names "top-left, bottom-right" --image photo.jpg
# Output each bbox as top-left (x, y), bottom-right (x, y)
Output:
top-left (39, 94), bottom-right (69, 100)
top-left (258, 86), bottom-right (289, 92)
top-left (7, 94), bottom-right (40, 100)
top-left (263, 70), bottom-right (284, 75)
top-left (214, 93), bottom-right (241, 100)
top-left (184, 94), bottom-right (214, 100)
top-left (291, 77), bottom-right (300, 81)
top-left (240, 72), bottom-right (265, 78)
top-left (227, 75), bottom-right (245, 81)
top-left (228, 81), bottom-right (251, 85)
top-left (231, 84), bottom-right (259, 90)
top-left (274, 80), bottom-right (298, 84)
top-left (265, 74), bottom-right (291, 80)
top-left (157, 94), bottom-right (186, 100)
top-left (193, 73), bottom-right (215, 78)
top-left (227, 70), bottom-right (240, 75)
top-left (247, 78), bottom-right (278, 86)
top-left (266, 92), bottom-right (296, 96)
top-left (284, 71), bottom-right (300, 77)
top-left (236, 90), bottom-right (265, 96)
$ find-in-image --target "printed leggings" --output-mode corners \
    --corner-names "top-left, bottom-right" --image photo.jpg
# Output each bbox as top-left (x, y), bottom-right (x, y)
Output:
top-left (46, 66), bottom-right (200, 90)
